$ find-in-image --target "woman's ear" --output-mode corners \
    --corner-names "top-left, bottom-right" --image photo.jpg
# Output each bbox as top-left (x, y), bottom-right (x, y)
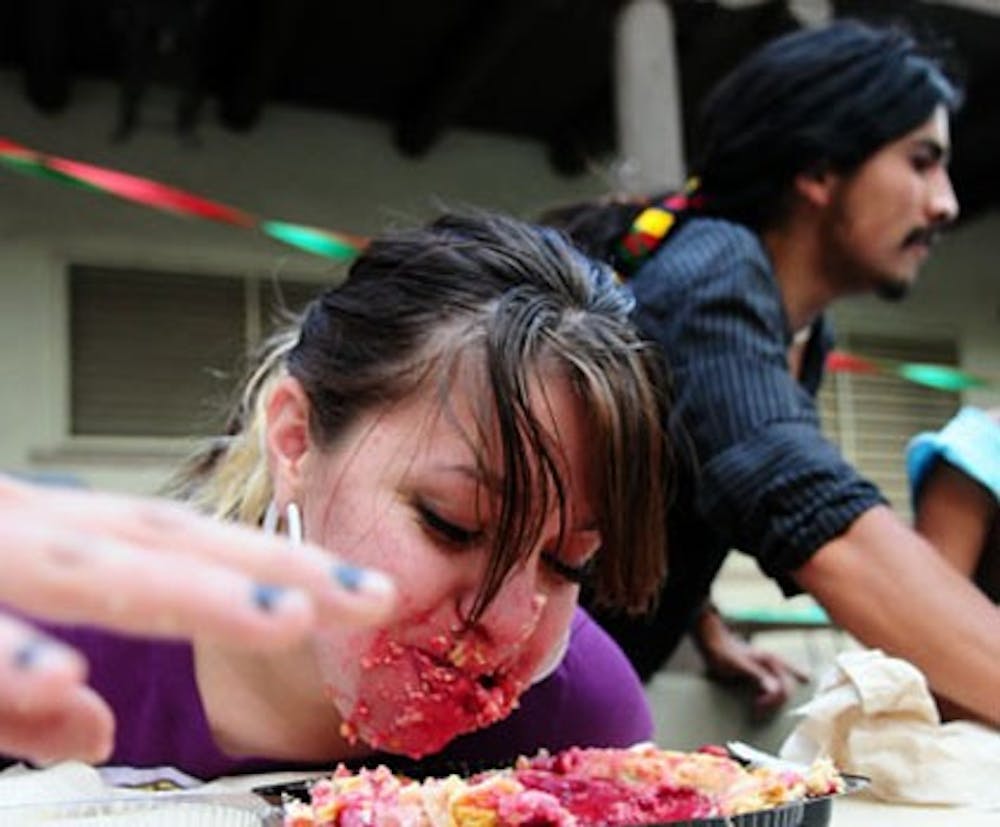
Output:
top-left (265, 376), bottom-right (313, 504)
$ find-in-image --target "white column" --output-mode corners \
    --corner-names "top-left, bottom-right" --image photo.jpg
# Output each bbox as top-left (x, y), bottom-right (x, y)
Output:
top-left (786, 0), bottom-right (833, 27)
top-left (613, 0), bottom-right (685, 193)
top-left (716, 0), bottom-right (832, 27)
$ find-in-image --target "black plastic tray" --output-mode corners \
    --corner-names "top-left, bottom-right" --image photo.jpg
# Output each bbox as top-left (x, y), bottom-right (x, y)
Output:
top-left (641, 775), bottom-right (868, 827)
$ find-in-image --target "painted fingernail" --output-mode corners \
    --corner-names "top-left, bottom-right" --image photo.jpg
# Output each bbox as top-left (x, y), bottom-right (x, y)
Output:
top-left (12, 640), bottom-right (44, 669)
top-left (252, 583), bottom-right (288, 613)
top-left (12, 638), bottom-right (74, 671)
top-left (332, 562), bottom-right (394, 598)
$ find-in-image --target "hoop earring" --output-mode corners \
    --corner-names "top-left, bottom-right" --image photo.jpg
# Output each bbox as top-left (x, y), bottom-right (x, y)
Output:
top-left (263, 500), bottom-right (280, 535)
top-left (286, 501), bottom-right (303, 546)
top-left (263, 499), bottom-right (304, 546)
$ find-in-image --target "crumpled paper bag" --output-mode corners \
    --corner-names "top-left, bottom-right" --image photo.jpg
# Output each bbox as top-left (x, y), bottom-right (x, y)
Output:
top-left (779, 649), bottom-right (1000, 807)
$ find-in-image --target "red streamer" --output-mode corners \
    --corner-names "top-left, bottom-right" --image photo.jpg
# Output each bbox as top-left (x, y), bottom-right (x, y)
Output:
top-left (825, 351), bottom-right (879, 374)
top-left (0, 135), bottom-right (368, 260)
top-left (0, 138), bottom-right (35, 159)
top-left (45, 157), bottom-right (256, 227)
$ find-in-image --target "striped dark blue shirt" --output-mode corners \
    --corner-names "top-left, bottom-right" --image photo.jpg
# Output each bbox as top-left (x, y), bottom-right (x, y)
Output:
top-left (587, 217), bottom-right (884, 678)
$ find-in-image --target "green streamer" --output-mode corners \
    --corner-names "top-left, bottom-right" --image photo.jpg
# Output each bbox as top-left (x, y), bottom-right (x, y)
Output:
top-left (261, 220), bottom-right (360, 261)
top-left (0, 154), bottom-right (100, 191)
top-left (897, 363), bottom-right (988, 392)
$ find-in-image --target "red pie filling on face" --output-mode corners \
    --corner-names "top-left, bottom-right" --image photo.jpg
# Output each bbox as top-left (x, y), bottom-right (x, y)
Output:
top-left (335, 632), bottom-right (528, 758)
top-left (284, 745), bottom-right (846, 826)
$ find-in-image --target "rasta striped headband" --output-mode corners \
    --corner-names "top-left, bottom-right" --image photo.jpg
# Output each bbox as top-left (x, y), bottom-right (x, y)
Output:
top-left (614, 178), bottom-right (706, 277)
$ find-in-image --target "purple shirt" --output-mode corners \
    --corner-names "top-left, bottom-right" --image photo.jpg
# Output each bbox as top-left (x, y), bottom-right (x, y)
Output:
top-left (9, 607), bottom-right (652, 779)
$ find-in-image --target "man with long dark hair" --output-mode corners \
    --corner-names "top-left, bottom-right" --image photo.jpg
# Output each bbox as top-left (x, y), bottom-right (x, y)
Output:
top-left (546, 20), bottom-right (1000, 725)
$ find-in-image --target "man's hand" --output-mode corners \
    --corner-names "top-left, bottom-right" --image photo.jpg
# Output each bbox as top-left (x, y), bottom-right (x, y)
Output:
top-left (693, 601), bottom-right (809, 718)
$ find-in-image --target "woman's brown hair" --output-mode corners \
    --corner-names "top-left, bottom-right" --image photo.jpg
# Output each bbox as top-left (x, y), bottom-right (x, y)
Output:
top-left (174, 211), bottom-right (672, 616)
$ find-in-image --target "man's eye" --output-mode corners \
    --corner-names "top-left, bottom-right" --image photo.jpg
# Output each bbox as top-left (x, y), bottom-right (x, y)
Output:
top-left (541, 550), bottom-right (596, 585)
top-left (418, 503), bottom-right (481, 546)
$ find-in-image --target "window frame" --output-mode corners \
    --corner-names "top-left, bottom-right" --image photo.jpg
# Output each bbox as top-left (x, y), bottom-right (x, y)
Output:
top-left (35, 258), bottom-right (332, 463)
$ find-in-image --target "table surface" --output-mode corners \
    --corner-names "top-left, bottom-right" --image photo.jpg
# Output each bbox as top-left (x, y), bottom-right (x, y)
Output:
top-left (832, 793), bottom-right (997, 826)
top-left (2, 763), bottom-right (996, 825)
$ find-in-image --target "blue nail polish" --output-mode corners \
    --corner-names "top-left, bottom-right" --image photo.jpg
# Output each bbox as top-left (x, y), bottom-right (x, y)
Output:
top-left (12, 640), bottom-right (43, 669)
top-left (333, 562), bottom-right (364, 593)
top-left (252, 583), bottom-right (286, 612)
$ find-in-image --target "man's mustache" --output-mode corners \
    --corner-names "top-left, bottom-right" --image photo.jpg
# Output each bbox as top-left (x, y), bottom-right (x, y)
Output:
top-left (902, 225), bottom-right (945, 249)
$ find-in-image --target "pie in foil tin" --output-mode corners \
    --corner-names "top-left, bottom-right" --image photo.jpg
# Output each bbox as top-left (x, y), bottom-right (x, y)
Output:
top-left (258, 745), bottom-right (868, 827)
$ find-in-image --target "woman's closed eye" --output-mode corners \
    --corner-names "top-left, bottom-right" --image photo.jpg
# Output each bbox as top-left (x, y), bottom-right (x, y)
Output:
top-left (541, 528), bottom-right (601, 584)
top-left (541, 550), bottom-right (596, 585)
top-left (416, 502), bottom-right (483, 547)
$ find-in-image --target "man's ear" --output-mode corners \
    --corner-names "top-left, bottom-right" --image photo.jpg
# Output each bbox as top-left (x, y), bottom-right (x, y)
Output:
top-left (793, 163), bottom-right (838, 210)
top-left (265, 376), bottom-right (313, 505)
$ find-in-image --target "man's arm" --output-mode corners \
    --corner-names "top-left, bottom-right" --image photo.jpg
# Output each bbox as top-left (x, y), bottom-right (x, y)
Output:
top-left (794, 504), bottom-right (1000, 725)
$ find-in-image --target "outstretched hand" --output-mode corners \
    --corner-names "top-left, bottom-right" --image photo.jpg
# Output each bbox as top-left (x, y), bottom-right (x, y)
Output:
top-left (0, 475), bottom-right (397, 765)
top-left (693, 602), bottom-right (809, 718)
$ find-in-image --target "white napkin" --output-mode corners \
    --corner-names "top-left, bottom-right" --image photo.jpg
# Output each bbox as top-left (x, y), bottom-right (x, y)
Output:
top-left (780, 649), bottom-right (1000, 807)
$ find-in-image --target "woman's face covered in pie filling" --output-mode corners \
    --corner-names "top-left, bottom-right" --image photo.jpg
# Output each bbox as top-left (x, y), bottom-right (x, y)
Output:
top-left (296, 366), bottom-right (600, 757)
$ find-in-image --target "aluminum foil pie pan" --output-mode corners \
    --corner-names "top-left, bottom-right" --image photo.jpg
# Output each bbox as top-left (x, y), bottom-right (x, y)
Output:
top-left (254, 772), bottom-right (869, 827)
top-left (639, 774), bottom-right (869, 827)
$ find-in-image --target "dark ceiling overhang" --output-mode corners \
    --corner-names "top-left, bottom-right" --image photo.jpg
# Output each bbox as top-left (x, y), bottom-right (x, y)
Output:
top-left (3, 0), bottom-right (999, 218)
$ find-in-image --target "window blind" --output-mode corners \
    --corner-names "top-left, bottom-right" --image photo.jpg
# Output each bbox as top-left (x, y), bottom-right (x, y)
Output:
top-left (70, 267), bottom-right (323, 438)
top-left (818, 333), bottom-right (960, 521)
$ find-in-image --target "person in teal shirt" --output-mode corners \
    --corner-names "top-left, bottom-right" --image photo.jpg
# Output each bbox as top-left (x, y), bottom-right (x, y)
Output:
top-left (908, 406), bottom-right (1000, 603)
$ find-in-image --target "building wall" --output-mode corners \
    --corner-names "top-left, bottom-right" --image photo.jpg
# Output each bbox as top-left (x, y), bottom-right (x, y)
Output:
top-left (0, 72), bottom-right (607, 492)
